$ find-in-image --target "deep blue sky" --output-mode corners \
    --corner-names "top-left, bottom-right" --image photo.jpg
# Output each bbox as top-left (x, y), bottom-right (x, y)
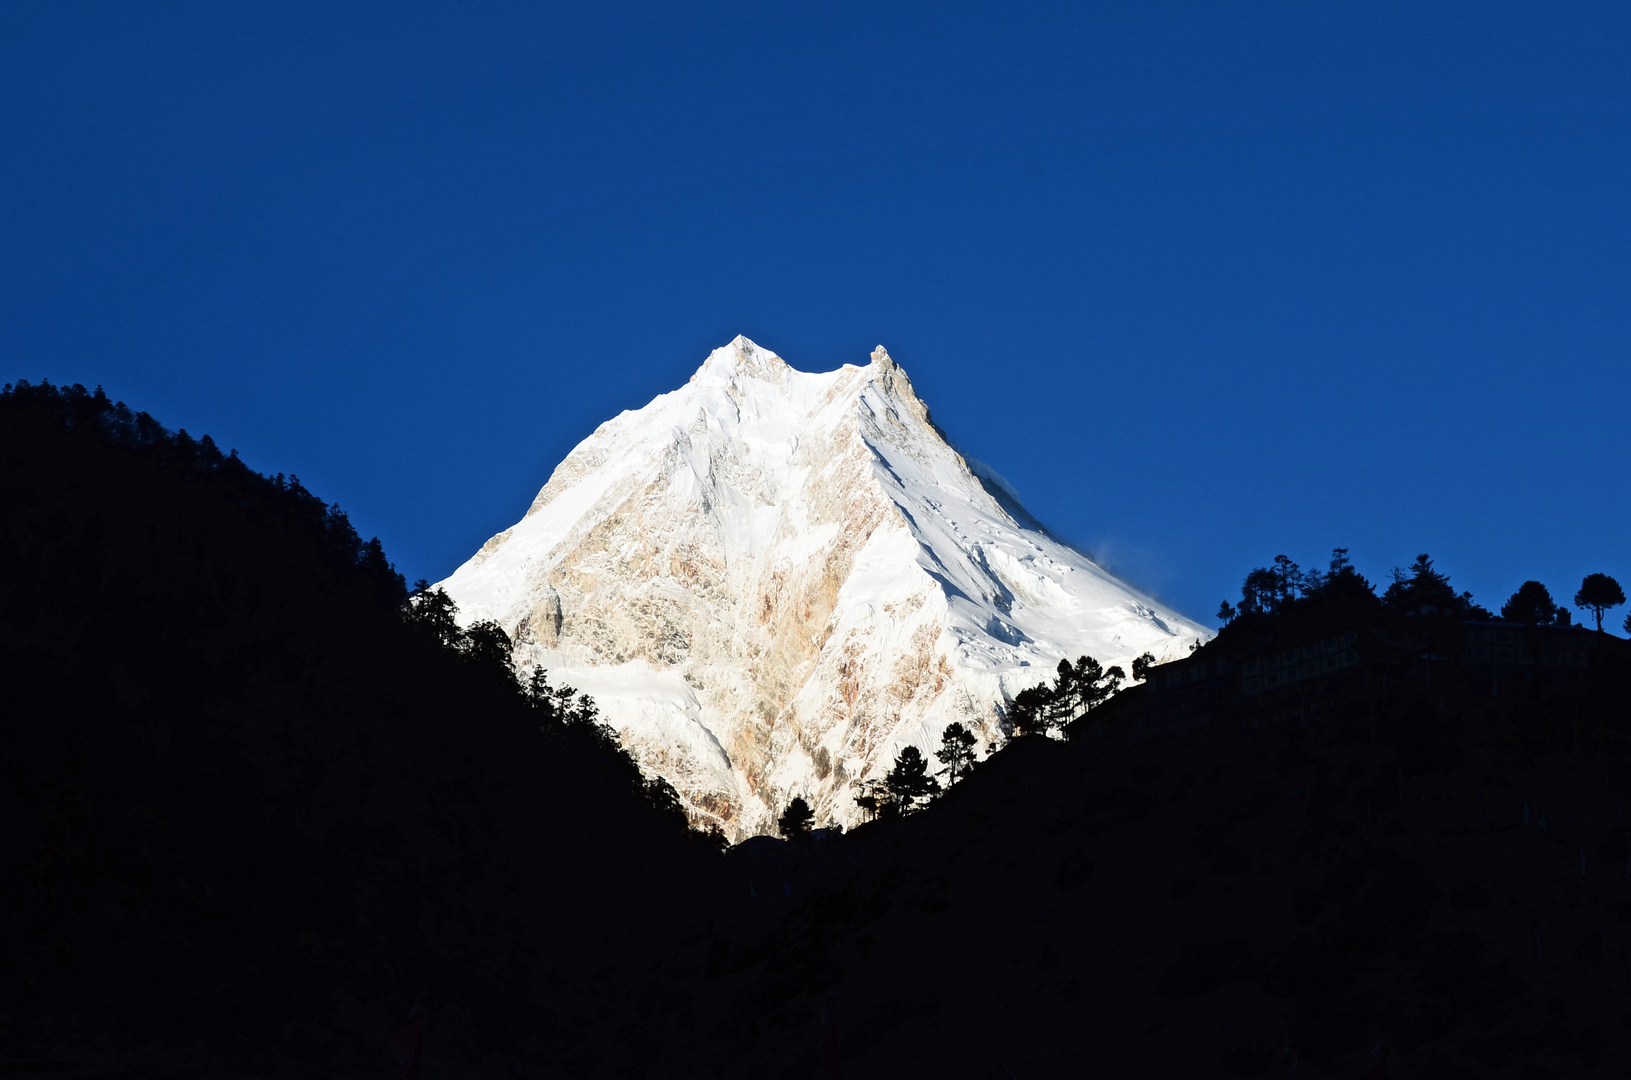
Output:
top-left (4, 2), bottom-right (1628, 626)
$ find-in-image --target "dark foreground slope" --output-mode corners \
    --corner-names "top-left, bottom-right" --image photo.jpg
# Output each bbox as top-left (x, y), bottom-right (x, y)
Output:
top-left (0, 385), bottom-right (714, 1077)
top-left (7, 382), bottom-right (1631, 1079)
top-left (648, 608), bottom-right (1631, 1078)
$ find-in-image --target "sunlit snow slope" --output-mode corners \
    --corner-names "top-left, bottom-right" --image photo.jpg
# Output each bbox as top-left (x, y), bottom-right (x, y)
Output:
top-left (439, 338), bottom-right (1208, 838)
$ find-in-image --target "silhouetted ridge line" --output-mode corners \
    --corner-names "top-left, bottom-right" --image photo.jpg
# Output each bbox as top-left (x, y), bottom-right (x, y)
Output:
top-left (0, 380), bottom-right (716, 1077)
top-left (1108, 547), bottom-right (1628, 751)
top-left (12, 379), bottom-right (1631, 1076)
top-left (2, 378), bottom-right (406, 608)
top-left (400, 577), bottom-right (709, 839)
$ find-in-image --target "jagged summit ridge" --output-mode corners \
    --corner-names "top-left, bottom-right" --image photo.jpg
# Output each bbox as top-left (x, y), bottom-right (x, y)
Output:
top-left (691, 334), bottom-right (792, 382)
top-left (439, 338), bottom-right (1208, 838)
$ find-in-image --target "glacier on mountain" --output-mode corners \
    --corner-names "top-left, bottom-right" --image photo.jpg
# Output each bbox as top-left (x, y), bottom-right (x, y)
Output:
top-left (438, 337), bottom-right (1209, 838)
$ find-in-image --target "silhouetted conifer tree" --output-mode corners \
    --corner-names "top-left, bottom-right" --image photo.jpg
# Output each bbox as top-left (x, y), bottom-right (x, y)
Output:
top-left (1051, 658), bottom-right (1081, 728)
top-left (1237, 555), bottom-right (1314, 614)
top-left (778, 796), bottom-right (815, 839)
top-left (1501, 581), bottom-right (1567, 625)
top-left (1007, 655), bottom-right (1124, 738)
top-left (403, 581), bottom-right (464, 648)
top-left (1239, 566), bottom-right (1282, 615)
top-left (1273, 554), bottom-right (1306, 602)
top-left (1309, 548), bottom-right (1376, 602)
top-left (1575, 573), bottom-right (1626, 632)
top-left (1007, 685), bottom-right (1052, 737)
top-left (525, 665), bottom-right (556, 714)
top-left (1056, 655), bottom-right (1124, 725)
top-left (644, 775), bottom-right (688, 825)
top-left (523, 666), bottom-right (600, 730)
top-left (885, 746), bottom-right (939, 812)
top-left (463, 619), bottom-right (516, 680)
top-left (1232, 548), bottom-right (1376, 617)
top-left (1077, 655), bottom-right (1124, 716)
top-left (1382, 554), bottom-right (1489, 617)
top-left (934, 721), bottom-right (978, 784)
top-left (853, 778), bottom-right (896, 822)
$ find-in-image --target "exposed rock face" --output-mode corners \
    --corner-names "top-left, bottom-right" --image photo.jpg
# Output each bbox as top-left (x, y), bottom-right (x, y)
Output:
top-left (439, 337), bottom-right (1208, 838)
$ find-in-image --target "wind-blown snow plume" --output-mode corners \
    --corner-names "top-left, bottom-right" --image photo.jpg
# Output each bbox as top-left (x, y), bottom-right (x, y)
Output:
top-left (439, 337), bottom-right (1208, 838)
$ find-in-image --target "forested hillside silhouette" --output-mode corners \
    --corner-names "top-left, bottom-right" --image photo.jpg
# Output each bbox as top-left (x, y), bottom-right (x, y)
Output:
top-left (7, 380), bottom-right (1631, 1078)
top-left (0, 381), bottom-right (710, 1076)
top-left (742, 550), bottom-right (1631, 1077)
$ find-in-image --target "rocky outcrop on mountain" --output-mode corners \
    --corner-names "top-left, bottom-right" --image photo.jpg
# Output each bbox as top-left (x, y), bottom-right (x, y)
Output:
top-left (439, 337), bottom-right (1207, 837)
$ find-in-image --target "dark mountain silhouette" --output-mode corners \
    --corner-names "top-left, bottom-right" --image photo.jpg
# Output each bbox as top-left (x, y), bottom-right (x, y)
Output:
top-left (0, 382), bottom-right (712, 1077)
top-left (5, 382), bottom-right (1631, 1078)
top-left (667, 565), bottom-right (1631, 1077)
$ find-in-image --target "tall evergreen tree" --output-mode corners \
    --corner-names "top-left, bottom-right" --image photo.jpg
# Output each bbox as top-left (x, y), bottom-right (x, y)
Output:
top-left (884, 746), bottom-right (940, 812)
top-left (525, 665), bottom-right (557, 714)
top-left (778, 796), bottom-right (815, 839)
top-left (1239, 566), bottom-right (1283, 615)
top-left (1311, 548), bottom-right (1377, 602)
top-left (1234, 548), bottom-right (1374, 615)
top-left (1007, 685), bottom-right (1052, 737)
top-left (935, 722), bottom-right (978, 785)
top-left (1501, 581), bottom-right (1566, 625)
top-left (402, 581), bottom-right (463, 648)
top-left (1069, 655), bottom-right (1124, 719)
top-left (1382, 553), bottom-right (1488, 617)
top-left (1272, 554), bottom-right (1304, 604)
top-left (1008, 655), bottom-right (1125, 738)
top-left (463, 618), bottom-right (516, 680)
top-left (1043, 659), bottom-right (1082, 727)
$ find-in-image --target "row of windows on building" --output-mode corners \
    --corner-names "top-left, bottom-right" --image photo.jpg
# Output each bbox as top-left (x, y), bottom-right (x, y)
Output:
top-left (1462, 644), bottom-right (1591, 668)
top-left (1239, 631), bottom-right (1362, 698)
top-left (1242, 650), bottom-right (1362, 697)
top-left (1154, 631), bottom-right (1366, 696)
top-left (1150, 621), bottom-right (1608, 706)
top-left (1462, 623), bottom-right (1593, 669)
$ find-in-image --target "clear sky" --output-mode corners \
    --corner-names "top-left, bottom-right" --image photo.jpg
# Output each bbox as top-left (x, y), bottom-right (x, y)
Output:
top-left (4, 2), bottom-right (1628, 626)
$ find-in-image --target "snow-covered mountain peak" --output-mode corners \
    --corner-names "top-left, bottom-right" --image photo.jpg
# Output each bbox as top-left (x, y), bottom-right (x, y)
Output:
top-left (869, 344), bottom-right (902, 382)
top-left (691, 334), bottom-right (795, 386)
top-left (863, 342), bottom-right (929, 417)
top-left (439, 338), bottom-right (1209, 838)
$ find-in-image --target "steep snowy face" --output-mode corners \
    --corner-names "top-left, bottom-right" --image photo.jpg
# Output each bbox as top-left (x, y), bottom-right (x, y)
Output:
top-left (438, 337), bottom-right (1208, 838)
